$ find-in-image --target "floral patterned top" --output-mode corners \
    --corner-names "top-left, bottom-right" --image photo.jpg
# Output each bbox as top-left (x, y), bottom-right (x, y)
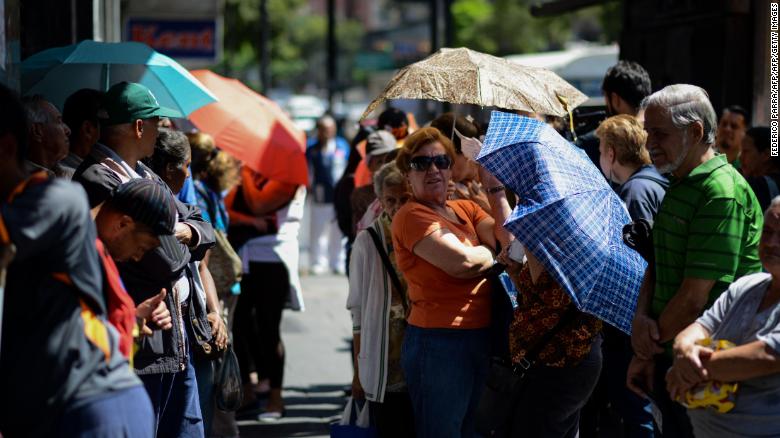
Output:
top-left (509, 264), bottom-right (601, 368)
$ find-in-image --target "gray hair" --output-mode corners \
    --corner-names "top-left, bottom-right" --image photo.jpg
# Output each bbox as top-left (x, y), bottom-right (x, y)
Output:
top-left (22, 95), bottom-right (53, 125)
top-left (640, 84), bottom-right (717, 145)
top-left (373, 162), bottom-right (406, 198)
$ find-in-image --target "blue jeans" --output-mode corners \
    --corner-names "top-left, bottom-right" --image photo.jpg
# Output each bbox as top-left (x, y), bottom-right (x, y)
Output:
top-left (401, 325), bottom-right (490, 438)
top-left (58, 385), bottom-right (154, 438)
top-left (140, 351), bottom-right (205, 438)
top-left (194, 355), bottom-right (215, 435)
top-left (508, 335), bottom-right (603, 438)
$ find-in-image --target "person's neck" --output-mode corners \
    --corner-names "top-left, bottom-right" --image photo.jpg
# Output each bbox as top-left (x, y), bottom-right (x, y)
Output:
top-left (612, 162), bottom-right (642, 185)
top-left (672, 145), bottom-right (715, 179)
top-left (104, 139), bottom-right (140, 169)
top-left (416, 196), bottom-right (448, 213)
top-left (761, 276), bottom-right (780, 311)
top-left (0, 165), bottom-right (28, 200)
top-left (71, 140), bottom-right (93, 159)
top-left (725, 145), bottom-right (741, 164)
top-left (28, 143), bottom-right (55, 170)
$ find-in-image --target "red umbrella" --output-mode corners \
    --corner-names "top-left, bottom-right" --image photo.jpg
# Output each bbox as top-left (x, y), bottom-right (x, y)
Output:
top-left (189, 70), bottom-right (308, 186)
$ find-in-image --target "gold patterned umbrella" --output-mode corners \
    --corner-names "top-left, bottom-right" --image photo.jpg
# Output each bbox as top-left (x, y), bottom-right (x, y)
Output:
top-left (360, 47), bottom-right (588, 120)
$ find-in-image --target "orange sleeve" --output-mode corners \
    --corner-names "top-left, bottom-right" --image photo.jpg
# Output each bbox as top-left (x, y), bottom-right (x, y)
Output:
top-left (392, 203), bottom-right (445, 253)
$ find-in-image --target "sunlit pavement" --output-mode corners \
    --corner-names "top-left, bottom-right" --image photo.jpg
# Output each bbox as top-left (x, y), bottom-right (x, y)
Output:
top-left (237, 272), bottom-right (352, 438)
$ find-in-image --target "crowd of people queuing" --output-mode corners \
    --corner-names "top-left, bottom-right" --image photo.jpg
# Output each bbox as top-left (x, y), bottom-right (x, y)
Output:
top-left (0, 55), bottom-right (779, 438)
top-left (342, 60), bottom-right (780, 438)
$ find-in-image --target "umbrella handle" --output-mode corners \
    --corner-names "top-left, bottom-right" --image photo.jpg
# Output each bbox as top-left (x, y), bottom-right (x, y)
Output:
top-left (101, 64), bottom-right (111, 92)
top-left (557, 94), bottom-right (577, 142)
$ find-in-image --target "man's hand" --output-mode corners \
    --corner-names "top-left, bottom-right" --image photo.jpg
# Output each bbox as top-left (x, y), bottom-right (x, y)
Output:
top-left (136, 288), bottom-right (172, 335)
top-left (207, 311), bottom-right (228, 350)
top-left (632, 314), bottom-right (663, 359)
top-left (626, 355), bottom-right (655, 399)
top-left (174, 222), bottom-right (193, 245)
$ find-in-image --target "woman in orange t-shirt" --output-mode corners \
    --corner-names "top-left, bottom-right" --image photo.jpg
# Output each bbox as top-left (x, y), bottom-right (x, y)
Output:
top-left (391, 127), bottom-right (498, 438)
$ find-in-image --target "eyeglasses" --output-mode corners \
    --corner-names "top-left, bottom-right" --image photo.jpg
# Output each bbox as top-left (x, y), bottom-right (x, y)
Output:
top-left (409, 154), bottom-right (452, 171)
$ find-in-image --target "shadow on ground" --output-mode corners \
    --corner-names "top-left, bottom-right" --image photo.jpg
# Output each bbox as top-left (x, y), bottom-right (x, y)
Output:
top-left (237, 384), bottom-right (348, 438)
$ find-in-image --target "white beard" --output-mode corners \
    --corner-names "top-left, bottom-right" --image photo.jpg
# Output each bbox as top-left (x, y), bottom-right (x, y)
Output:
top-left (657, 136), bottom-right (691, 175)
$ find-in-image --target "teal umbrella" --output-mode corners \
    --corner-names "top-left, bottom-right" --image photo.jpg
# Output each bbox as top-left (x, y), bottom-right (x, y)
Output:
top-left (22, 40), bottom-right (216, 115)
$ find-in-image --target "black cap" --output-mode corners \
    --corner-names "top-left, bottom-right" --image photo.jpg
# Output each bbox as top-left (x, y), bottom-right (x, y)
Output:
top-left (110, 179), bottom-right (176, 235)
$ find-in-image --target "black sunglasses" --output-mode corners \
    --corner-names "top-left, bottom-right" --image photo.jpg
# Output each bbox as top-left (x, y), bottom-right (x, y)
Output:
top-left (409, 154), bottom-right (452, 171)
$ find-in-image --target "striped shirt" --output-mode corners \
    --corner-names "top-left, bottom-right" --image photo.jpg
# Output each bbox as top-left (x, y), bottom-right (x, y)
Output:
top-left (651, 154), bottom-right (763, 319)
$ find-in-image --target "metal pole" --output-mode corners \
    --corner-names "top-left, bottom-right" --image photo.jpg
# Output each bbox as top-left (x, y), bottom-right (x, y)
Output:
top-left (259, 0), bottom-right (270, 93)
top-left (444, 0), bottom-right (454, 48)
top-left (443, 0), bottom-right (453, 113)
top-left (430, 0), bottom-right (439, 53)
top-left (327, 0), bottom-right (336, 113)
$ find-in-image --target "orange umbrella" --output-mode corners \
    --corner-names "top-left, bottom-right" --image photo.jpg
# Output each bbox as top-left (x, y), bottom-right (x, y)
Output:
top-left (189, 70), bottom-right (308, 186)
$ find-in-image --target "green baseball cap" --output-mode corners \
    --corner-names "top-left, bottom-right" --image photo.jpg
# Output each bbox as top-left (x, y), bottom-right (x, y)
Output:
top-left (99, 82), bottom-right (182, 126)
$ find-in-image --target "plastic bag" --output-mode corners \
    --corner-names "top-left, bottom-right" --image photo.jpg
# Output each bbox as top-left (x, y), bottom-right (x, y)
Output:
top-left (215, 344), bottom-right (243, 412)
top-left (330, 397), bottom-right (377, 438)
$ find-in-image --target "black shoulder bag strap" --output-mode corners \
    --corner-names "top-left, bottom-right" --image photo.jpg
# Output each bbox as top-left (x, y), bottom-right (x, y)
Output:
top-left (366, 226), bottom-right (409, 313)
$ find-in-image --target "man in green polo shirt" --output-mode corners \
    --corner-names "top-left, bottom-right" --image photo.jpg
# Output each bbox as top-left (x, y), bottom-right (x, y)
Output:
top-left (626, 84), bottom-right (763, 437)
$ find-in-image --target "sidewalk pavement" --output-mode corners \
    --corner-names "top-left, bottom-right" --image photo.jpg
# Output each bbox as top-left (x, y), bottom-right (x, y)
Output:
top-left (237, 273), bottom-right (352, 438)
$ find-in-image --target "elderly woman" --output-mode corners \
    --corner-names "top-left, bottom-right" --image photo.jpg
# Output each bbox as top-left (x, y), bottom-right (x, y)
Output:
top-left (391, 126), bottom-right (498, 438)
top-left (145, 128), bottom-right (228, 435)
top-left (347, 162), bottom-right (414, 437)
top-left (666, 198), bottom-right (780, 437)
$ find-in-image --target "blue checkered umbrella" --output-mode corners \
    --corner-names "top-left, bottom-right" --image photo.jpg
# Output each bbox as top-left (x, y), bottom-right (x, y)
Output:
top-left (476, 111), bottom-right (646, 333)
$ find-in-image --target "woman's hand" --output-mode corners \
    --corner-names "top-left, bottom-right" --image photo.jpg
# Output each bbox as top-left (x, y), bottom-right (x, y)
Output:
top-left (465, 181), bottom-right (490, 212)
top-left (252, 217), bottom-right (269, 233)
top-left (497, 245), bottom-right (523, 278)
top-left (666, 342), bottom-right (712, 400)
top-left (351, 373), bottom-right (365, 401)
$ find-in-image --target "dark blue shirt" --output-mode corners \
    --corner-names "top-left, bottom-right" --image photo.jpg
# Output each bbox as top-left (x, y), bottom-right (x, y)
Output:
top-left (618, 165), bottom-right (668, 222)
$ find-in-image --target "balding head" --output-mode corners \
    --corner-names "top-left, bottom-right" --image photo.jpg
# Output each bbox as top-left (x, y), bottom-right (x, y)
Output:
top-left (22, 95), bottom-right (70, 169)
top-left (316, 115), bottom-right (336, 142)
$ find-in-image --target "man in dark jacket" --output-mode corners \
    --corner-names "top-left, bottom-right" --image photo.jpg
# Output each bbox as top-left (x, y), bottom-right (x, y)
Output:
top-left (74, 82), bottom-right (215, 437)
top-left (0, 83), bottom-right (154, 438)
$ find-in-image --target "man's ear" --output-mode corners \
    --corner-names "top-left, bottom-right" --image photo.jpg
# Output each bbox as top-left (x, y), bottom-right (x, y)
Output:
top-left (134, 119), bottom-right (144, 139)
top-left (688, 121), bottom-right (705, 146)
top-left (83, 121), bottom-right (99, 143)
top-left (29, 122), bottom-right (44, 143)
top-left (117, 214), bottom-right (135, 232)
